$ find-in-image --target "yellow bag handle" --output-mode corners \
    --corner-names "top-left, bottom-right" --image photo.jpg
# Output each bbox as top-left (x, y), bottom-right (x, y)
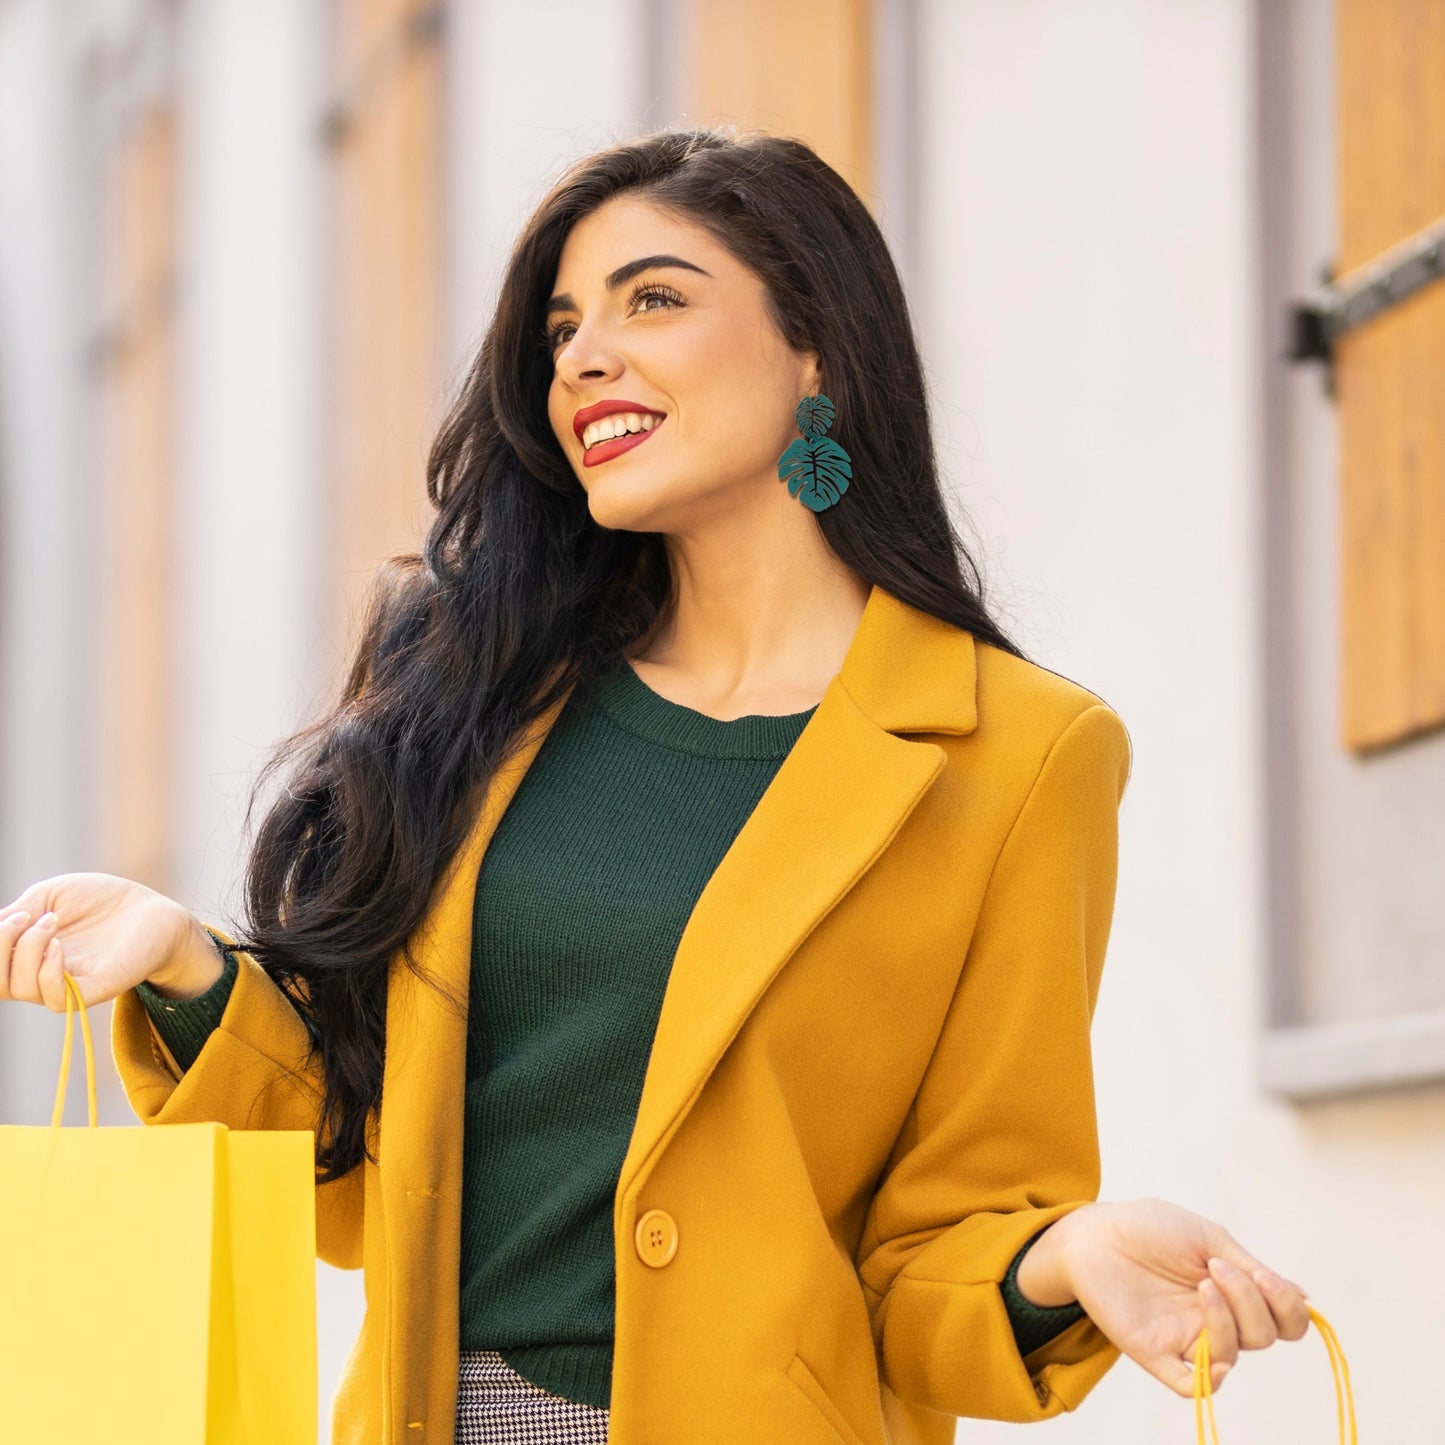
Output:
top-left (1190, 1305), bottom-right (1357, 1443)
top-left (50, 972), bottom-right (98, 1129)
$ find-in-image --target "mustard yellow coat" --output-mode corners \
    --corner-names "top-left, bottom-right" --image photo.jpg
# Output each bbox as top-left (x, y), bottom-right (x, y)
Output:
top-left (112, 583), bottom-right (1133, 1445)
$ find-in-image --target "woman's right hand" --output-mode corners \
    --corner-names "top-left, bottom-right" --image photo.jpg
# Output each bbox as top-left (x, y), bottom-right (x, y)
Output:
top-left (0, 873), bottom-right (216, 1012)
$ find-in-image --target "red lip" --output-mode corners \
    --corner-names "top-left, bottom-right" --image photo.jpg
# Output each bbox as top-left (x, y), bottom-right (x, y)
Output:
top-left (581, 422), bottom-right (663, 468)
top-left (572, 398), bottom-right (667, 440)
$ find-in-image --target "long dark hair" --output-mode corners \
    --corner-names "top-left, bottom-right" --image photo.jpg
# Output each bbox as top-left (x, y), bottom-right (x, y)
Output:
top-left (225, 123), bottom-right (1029, 1184)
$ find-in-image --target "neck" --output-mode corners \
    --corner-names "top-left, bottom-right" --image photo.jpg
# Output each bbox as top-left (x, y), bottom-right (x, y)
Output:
top-left (632, 553), bottom-right (871, 709)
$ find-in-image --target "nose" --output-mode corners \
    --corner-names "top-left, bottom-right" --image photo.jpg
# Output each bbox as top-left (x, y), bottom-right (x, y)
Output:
top-left (558, 336), bottom-right (619, 376)
top-left (559, 351), bottom-right (624, 391)
top-left (552, 317), bottom-right (630, 386)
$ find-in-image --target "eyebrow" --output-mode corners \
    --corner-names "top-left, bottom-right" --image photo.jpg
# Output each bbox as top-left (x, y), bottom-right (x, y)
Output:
top-left (544, 255), bottom-right (712, 318)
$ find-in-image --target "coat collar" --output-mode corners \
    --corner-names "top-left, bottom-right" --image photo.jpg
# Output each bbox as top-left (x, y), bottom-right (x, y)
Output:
top-left (837, 583), bottom-right (978, 735)
top-left (380, 584), bottom-right (978, 1211)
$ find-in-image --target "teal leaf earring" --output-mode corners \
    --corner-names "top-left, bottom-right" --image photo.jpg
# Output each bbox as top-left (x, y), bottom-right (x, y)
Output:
top-left (776, 393), bottom-right (852, 511)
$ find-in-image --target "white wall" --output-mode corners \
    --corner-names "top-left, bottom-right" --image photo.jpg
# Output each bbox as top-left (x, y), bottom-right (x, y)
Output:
top-left (166, 0), bottom-right (332, 919)
top-left (0, 0), bottom-right (101, 1124)
top-left (445, 0), bottom-right (662, 376)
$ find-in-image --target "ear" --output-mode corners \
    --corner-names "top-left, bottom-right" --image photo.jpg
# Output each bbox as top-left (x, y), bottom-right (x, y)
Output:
top-left (800, 350), bottom-right (823, 397)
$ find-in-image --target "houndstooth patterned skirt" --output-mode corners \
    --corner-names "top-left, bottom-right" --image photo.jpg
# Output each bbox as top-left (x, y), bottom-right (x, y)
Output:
top-left (454, 1350), bottom-right (610, 1444)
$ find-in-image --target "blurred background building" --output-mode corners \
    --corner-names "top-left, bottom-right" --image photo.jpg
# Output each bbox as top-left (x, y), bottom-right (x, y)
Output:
top-left (1, 0), bottom-right (1441, 1439)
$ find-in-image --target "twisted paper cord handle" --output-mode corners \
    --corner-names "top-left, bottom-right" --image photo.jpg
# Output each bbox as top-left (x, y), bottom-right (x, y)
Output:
top-left (50, 972), bottom-right (98, 1129)
top-left (1191, 1304), bottom-right (1356, 1443)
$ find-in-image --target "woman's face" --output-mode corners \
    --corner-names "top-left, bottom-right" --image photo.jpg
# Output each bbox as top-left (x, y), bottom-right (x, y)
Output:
top-left (544, 196), bottom-right (819, 534)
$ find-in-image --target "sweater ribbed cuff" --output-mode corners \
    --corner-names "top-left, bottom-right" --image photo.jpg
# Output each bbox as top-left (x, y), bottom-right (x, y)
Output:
top-left (134, 928), bottom-right (239, 1072)
top-left (1001, 1228), bottom-right (1089, 1358)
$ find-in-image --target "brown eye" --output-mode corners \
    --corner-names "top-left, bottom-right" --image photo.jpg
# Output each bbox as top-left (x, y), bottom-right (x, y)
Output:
top-left (541, 280), bottom-right (686, 354)
top-left (632, 281), bottom-right (685, 314)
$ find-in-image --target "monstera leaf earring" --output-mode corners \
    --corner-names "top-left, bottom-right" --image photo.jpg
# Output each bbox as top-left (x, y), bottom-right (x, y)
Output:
top-left (776, 393), bottom-right (852, 511)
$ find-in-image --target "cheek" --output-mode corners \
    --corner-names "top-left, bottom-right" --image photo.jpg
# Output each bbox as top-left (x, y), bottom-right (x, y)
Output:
top-left (703, 393), bottom-right (794, 461)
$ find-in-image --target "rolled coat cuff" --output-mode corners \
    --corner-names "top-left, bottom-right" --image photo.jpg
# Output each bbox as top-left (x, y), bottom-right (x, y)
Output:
top-left (111, 924), bottom-right (322, 1129)
top-left (133, 930), bottom-right (238, 1071)
top-left (871, 1201), bottom-right (1120, 1421)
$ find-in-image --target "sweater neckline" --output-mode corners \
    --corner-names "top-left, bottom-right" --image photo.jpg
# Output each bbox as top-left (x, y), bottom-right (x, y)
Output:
top-left (593, 657), bottom-right (820, 760)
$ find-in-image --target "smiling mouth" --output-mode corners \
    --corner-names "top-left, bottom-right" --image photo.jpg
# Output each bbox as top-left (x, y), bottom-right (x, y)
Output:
top-left (581, 416), bottom-right (666, 466)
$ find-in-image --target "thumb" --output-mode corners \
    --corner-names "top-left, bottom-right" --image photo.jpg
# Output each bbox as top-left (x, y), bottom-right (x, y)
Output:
top-left (38, 935), bottom-right (72, 1013)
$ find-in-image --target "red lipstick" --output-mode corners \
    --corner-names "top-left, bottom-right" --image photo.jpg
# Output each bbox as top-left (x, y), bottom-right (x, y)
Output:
top-left (573, 398), bottom-right (667, 468)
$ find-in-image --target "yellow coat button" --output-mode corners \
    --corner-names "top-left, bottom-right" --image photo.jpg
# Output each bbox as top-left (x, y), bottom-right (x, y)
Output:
top-left (634, 1208), bottom-right (679, 1267)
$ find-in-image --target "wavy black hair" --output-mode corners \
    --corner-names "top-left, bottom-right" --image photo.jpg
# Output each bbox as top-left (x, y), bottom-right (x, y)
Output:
top-left (225, 123), bottom-right (1028, 1183)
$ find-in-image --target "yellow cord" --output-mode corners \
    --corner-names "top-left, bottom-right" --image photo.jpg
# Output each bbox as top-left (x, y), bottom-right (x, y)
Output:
top-left (1193, 1317), bottom-right (1220, 1444)
top-left (49, 973), bottom-right (98, 1129)
top-left (1192, 1304), bottom-right (1356, 1443)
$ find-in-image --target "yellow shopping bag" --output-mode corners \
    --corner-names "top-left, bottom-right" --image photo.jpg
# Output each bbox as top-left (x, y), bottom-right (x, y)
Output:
top-left (0, 974), bottom-right (317, 1444)
top-left (1189, 1304), bottom-right (1357, 1442)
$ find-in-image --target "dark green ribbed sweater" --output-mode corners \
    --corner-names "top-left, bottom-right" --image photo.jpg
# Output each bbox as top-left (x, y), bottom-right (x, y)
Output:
top-left (137, 657), bottom-right (1087, 1408)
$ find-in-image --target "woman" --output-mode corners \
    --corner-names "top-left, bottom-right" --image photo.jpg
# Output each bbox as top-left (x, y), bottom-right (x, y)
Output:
top-left (0, 125), bottom-right (1310, 1444)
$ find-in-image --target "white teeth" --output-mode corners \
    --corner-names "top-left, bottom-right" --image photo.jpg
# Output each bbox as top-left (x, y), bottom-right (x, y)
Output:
top-left (582, 411), bottom-right (663, 450)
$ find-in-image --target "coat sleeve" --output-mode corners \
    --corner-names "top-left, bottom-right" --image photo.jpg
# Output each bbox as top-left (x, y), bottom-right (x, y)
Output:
top-left (110, 925), bottom-right (365, 1270)
top-left (854, 701), bottom-right (1132, 1422)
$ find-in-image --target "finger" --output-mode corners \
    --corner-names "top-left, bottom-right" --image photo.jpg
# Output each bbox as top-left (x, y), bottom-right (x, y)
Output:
top-left (1209, 1231), bottom-right (1314, 1340)
top-left (1192, 1277), bottom-right (1237, 1392)
top-left (1, 886), bottom-right (50, 931)
top-left (1164, 1341), bottom-right (1210, 1399)
top-left (1207, 1256), bottom-right (1279, 1350)
top-left (37, 934), bottom-right (70, 1013)
top-left (0, 910), bottom-right (33, 999)
top-left (1249, 1266), bottom-right (1312, 1342)
top-left (7, 911), bottom-right (59, 1004)
top-left (1164, 1317), bottom-right (1225, 1401)
top-left (1, 887), bottom-right (46, 921)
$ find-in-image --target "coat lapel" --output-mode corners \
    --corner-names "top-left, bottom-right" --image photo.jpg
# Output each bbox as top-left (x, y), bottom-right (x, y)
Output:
top-left (379, 686), bottom-right (578, 1431)
top-left (616, 585), bottom-right (978, 1199)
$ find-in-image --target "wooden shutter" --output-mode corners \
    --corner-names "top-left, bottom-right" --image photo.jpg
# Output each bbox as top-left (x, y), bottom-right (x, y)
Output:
top-left (1335, 0), bottom-right (1445, 751)
top-left (325, 0), bottom-right (446, 646)
top-left (93, 102), bottom-right (178, 887)
top-left (690, 0), bottom-right (875, 203)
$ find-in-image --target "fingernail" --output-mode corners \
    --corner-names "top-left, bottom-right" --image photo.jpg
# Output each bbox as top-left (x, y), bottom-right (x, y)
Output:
top-left (4, 911), bottom-right (30, 929)
top-left (36, 911), bottom-right (57, 930)
top-left (1208, 1257), bottom-right (1238, 1277)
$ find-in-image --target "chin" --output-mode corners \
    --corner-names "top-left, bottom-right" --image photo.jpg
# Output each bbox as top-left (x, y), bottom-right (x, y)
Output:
top-left (582, 478), bottom-right (679, 533)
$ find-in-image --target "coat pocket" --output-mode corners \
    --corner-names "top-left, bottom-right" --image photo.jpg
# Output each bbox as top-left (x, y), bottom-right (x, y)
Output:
top-left (785, 1352), bottom-right (869, 1445)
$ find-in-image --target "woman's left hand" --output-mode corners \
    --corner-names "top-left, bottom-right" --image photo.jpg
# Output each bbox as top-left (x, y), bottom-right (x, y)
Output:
top-left (1046, 1198), bottom-right (1313, 1398)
